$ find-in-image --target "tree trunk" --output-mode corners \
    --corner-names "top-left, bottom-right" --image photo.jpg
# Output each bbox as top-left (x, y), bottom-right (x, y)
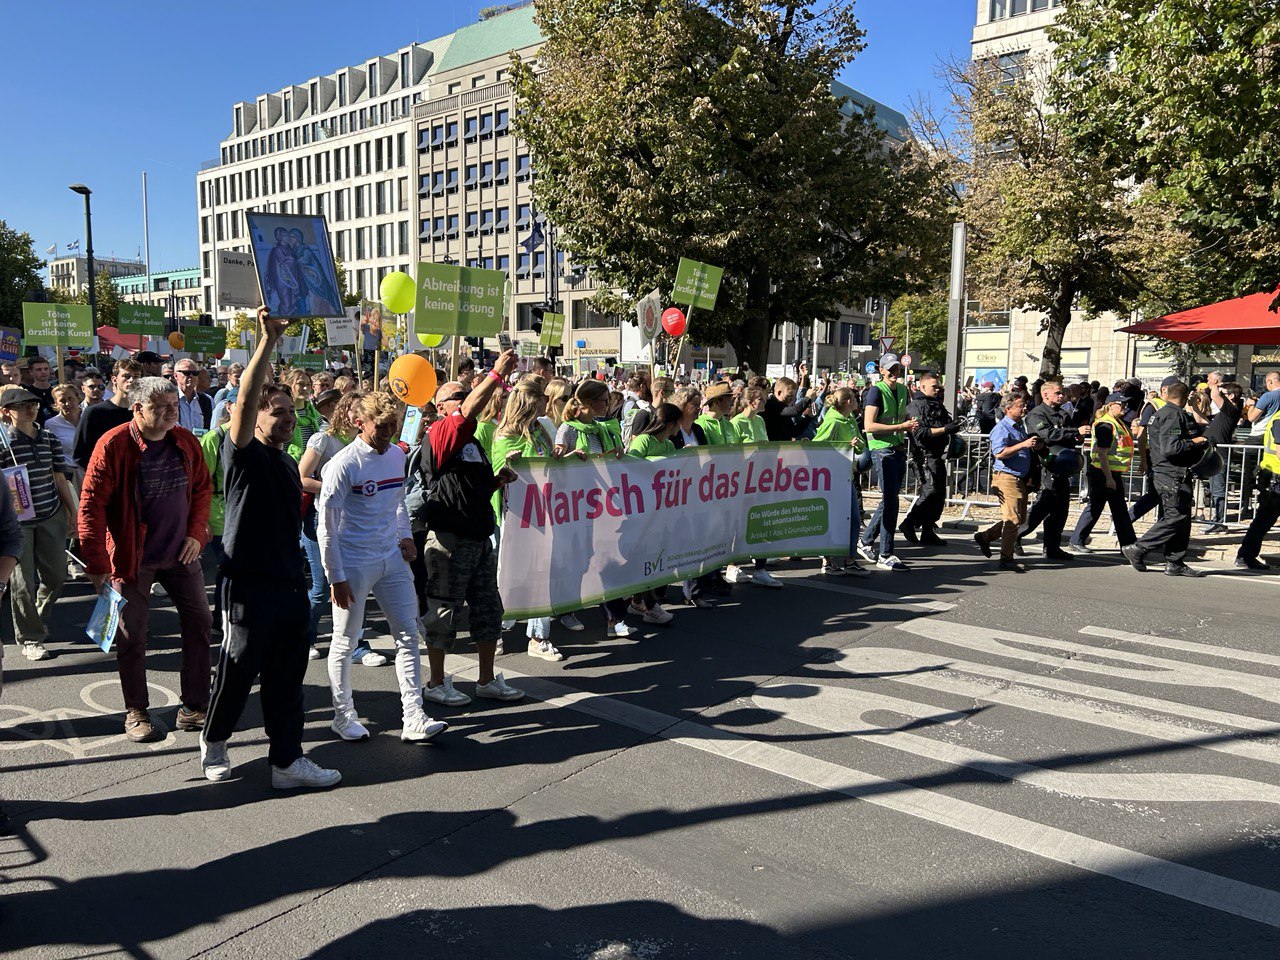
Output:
top-left (1038, 283), bottom-right (1074, 379)
top-left (727, 269), bottom-right (776, 375)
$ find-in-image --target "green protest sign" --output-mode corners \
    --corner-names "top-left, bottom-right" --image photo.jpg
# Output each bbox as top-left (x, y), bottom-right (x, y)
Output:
top-left (118, 304), bottom-right (165, 336)
top-left (517, 339), bottom-right (541, 358)
top-left (538, 312), bottom-right (565, 347)
top-left (293, 354), bottom-right (326, 370)
top-left (183, 325), bottom-right (227, 355)
top-left (21, 302), bottom-right (93, 348)
top-left (414, 262), bottom-right (506, 337)
top-left (672, 258), bottom-right (724, 311)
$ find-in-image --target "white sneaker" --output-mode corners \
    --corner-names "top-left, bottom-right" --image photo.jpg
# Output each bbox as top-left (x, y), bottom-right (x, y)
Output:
top-left (856, 543), bottom-right (878, 564)
top-left (353, 647), bottom-right (388, 667)
top-left (307, 645), bottom-right (322, 660)
top-left (751, 569), bottom-right (783, 589)
top-left (271, 755), bottom-right (341, 790)
top-left (609, 620), bottom-right (635, 638)
top-left (330, 713), bottom-right (370, 742)
top-left (501, 619), bottom-right (515, 631)
top-left (151, 582), bottom-right (167, 598)
top-left (401, 715), bottom-right (448, 742)
top-left (527, 639), bottom-right (564, 661)
top-left (642, 606), bottom-right (674, 624)
top-left (200, 736), bottom-right (231, 782)
top-left (723, 565), bottom-right (746, 584)
top-left (876, 554), bottom-right (908, 571)
top-left (423, 675), bottom-right (472, 706)
top-left (20, 642), bottom-right (50, 661)
top-left (475, 672), bottom-right (524, 701)
top-left (559, 613), bottom-right (585, 632)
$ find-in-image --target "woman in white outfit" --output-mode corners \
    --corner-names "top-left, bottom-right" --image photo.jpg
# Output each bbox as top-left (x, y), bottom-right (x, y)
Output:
top-left (317, 392), bottom-right (446, 744)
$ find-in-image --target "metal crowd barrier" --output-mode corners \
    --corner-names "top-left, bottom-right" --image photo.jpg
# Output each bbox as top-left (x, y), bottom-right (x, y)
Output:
top-left (861, 437), bottom-right (1267, 529)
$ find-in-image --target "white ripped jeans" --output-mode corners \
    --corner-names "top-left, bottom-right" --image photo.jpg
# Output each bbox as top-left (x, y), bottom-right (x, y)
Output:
top-left (327, 553), bottom-right (423, 723)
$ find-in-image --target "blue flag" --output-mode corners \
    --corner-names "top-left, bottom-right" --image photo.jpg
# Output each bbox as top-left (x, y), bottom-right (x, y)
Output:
top-left (520, 221), bottom-right (544, 253)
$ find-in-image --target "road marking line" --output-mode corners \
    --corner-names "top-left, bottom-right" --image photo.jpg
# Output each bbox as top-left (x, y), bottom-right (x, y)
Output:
top-left (444, 656), bottom-right (1280, 929)
top-left (751, 682), bottom-right (1280, 804)
top-left (786, 577), bottom-right (956, 613)
top-left (836, 646), bottom-right (1280, 768)
top-left (1080, 626), bottom-right (1280, 670)
top-left (895, 618), bottom-right (1280, 706)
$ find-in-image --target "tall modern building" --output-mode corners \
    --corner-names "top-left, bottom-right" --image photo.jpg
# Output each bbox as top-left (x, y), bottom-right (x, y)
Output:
top-left (969, 0), bottom-right (1251, 389)
top-left (197, 3), bottom-right (909, 373)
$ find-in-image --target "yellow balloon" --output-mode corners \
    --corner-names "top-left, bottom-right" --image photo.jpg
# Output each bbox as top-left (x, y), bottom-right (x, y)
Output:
top-left (380, 271), bottom-right (416, 315)
top-left (420, 333), bottom-right (444, 348)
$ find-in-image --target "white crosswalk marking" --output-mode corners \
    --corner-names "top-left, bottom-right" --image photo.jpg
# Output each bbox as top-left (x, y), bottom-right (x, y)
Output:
top-left (1079, 625), bottom-right (1280, 669)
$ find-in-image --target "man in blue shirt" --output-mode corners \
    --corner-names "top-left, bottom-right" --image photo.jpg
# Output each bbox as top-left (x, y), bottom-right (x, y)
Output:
top-left (1246, 370), bottom-right (1280, 439)
top-left (974, 392), bottom-right (1042, 572)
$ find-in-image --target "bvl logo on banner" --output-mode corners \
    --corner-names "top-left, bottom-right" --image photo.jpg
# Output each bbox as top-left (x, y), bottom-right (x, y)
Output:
top-left (496, 444), bottom-right (852, 619)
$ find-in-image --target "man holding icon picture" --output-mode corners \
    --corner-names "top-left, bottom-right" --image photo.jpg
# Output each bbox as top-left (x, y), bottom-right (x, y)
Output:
top-left (201, 305), bottom-right (341, 790)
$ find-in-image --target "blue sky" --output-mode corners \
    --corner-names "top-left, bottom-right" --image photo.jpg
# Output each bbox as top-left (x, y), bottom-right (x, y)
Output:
top-left (0, 1), bottom-right (972, 277)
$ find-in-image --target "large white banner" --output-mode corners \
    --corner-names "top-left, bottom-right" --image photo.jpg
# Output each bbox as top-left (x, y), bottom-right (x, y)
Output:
top-left (497, 443), bottom-right (852, 619)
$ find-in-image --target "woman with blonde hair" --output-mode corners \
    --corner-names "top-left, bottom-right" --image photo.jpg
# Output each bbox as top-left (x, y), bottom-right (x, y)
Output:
top-left (284, 368), bottom-right (322, 461)
top-left (298, 393), bottom-right (386, 664)
top-left (472, 387), bottom-right (507, 459)
top-left (541, 378), bottom-right (573, 434)
top-left (318, 391), bottom-right (446, 744)
top-left (812, 387), bottom-right (868, 576)
top-left (491, 379), bottom-right (564, 661)
top-left (552, 379), bottom-right (632, 636)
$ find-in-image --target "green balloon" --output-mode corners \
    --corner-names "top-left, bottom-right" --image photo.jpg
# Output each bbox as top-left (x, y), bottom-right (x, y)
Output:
top-left (380, 271), bottom-right (416, 315)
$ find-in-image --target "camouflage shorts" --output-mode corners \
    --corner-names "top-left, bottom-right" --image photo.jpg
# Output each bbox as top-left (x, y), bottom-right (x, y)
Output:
top-left (421, 530), bottom-right (504, 651)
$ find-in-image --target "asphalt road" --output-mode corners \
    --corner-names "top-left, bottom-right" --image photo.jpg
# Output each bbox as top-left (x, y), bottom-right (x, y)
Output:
top-left (3, 533), bottom-right (1280, 959)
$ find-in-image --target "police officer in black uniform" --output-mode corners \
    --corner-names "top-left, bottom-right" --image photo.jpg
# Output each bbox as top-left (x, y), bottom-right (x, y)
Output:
top-left (1122, 380), bottom-right (1207, 577)
top-left (1018, 380), bottom-right (1091, 560)
top-left (900, 371), bottom-right (962, 546)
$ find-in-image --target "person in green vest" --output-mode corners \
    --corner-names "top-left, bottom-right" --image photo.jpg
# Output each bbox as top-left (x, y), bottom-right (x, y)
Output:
top-left (695, 383), bottom-right (735, 447)
top-left (1068, 392), bottom-right (1137, 552)
top-left (813, 387), bottom-right (868, 576)
top-left (1236, 406), bottom-right (1280, 570)
top-left (729, 385), bottom-right (769, 444)
top-left (857, 354), bottom-right (919, 571)
top-left (201, 399), bottom-right (233, 640)
top-left (627, 403), bottom-right (682, 460)
top-left (491, 378), bottom-right (568, 658)
top-left (553, 380), bottom-right (632, 635)
top-left (285, 368), bottom-right (323, 462)
top-left (472, 388), bottom-right (506, 461)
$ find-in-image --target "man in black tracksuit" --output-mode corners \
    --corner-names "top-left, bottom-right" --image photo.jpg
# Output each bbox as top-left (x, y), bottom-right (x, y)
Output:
top-left (900, 372), bottom-right (962, 546)
top-left (1018, 380), bottom-right (1091, 560)
top-left (1122, 380), bottom-right (1207, 577)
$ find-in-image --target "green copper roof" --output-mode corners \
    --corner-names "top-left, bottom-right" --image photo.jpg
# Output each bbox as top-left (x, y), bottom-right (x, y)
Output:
top-left (433, 4), bottom-right (541, 74)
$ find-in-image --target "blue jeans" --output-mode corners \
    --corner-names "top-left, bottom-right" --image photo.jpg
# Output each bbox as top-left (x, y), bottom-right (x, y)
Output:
top-left (860, 448), bottom-right (905, 557)
top-left (300, 510), bottom-right (328, 644)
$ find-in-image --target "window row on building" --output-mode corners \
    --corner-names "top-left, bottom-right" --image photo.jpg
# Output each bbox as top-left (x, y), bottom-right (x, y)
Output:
top-left (418, 107), bottom-right (512, 150)
top-left (988, 0), bottom-right (1060, 20)
top-left (221, 94), bottom-right (425, 165)
top-left (418, 155), bottom-right (533, 195)
top-left (202, 134), bottom-right (410, 209)
top-left (419, 202), bottom-right (539, 240)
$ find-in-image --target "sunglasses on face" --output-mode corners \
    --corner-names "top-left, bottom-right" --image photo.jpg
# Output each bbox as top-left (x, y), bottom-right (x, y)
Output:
top-left (443, 391), bottom-right (469, 403)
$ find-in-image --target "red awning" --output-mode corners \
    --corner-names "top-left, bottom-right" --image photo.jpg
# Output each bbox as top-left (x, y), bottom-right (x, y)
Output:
top-left (1119, 289), bottom-right (1280, 345)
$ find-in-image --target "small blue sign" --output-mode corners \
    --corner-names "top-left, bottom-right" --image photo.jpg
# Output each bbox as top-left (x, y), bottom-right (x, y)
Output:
top-left (864, 360), bottom-right (877, 374)
top-left (576, 340), bottom-right (586, 348)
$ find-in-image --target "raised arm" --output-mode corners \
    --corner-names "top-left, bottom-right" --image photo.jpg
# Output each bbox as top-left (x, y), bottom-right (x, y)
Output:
top-left (229, 306), bottom-right (286, 449)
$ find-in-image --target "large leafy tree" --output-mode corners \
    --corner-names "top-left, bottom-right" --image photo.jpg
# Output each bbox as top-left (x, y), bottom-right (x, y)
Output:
top-left (949, 55), bottom-right (1153, 379)
top-left (885, 291), bottom-right (947, 369)
top-left (0, 221), bottom-right (45, 326)
top-left (511, 0), bottom-right (948, 371)
top-left (1051, 1), bottom-right (1280, 296)
top-left (75, 268), bottom-right (125, 327)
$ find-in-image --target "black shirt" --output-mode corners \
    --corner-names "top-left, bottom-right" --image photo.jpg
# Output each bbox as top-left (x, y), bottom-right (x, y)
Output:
top-left (1147, 404), bottom-right (1200, 479)
top-left (28, 384), bottom-right (56, 425)
top-left (221, 435), bottom-right (305, 583)
top-left (1204, 397), bottom-right (1241, 446)
top-left (73, 402), bottom-right (134, 469)
top-left (762, 394), bottom-right (814, 441)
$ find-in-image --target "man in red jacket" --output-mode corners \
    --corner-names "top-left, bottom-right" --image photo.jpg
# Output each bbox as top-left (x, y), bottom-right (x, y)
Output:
top-left (79, 376), bottom-right (213, 743)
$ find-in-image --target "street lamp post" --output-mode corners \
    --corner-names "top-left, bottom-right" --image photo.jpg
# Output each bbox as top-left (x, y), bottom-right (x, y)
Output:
top-left (69, 184), bottom-right (96, 325)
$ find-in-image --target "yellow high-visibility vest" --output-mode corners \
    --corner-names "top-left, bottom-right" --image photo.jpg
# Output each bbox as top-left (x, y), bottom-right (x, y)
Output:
top-left (1089, 413), bottom-right (1133, 472)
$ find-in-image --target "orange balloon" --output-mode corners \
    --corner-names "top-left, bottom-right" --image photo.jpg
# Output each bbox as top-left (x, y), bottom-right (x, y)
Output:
top-left (168, 331), bottom-right (185, 350)
top-left (387, 353), bottom-right (438, 407)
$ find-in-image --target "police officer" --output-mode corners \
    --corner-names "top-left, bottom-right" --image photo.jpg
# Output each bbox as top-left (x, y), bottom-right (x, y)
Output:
top-left (1068, 392), bottom-right (1138, 553)
top-left (900, 371), bottom-right (962, 546)
top-left (1128, 377), bottom-right (1174, 522)
top-left (1122, 380), bottom-right (1207, 577)
top-left (1235, 405), bottom-right (1280, 570)
top-left (1017, 380), bottom-right (1091, 560)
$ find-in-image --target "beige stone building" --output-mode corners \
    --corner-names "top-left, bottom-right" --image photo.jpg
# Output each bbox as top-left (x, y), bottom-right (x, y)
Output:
top-left (47, 254), bottom-right (145, 297)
